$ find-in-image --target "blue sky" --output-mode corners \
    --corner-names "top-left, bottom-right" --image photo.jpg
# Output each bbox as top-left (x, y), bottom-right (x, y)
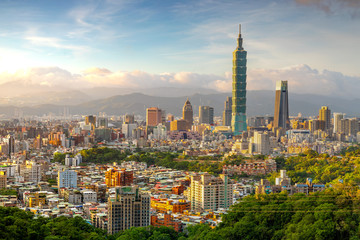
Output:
top-left (0, 0), bottom-right (359, 97)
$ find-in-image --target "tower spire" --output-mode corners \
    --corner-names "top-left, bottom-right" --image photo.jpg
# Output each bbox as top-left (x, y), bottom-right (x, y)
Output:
top-left (237, 24), bottom-right (243, 50)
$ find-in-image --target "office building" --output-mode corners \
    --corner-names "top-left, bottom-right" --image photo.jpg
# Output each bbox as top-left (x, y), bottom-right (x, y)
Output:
top-left (97, 117), bottom-right (109, 128)
top-left (183, 98), bottom-right (193, 130)
top-left (107, 186), bottom-right (150, 234)
top-left (170, 119), bottom-right (188, 132)
top-left (124, 114), bottom-right (135, 124)
top-left (199, 106), bottom-right (214, 125)
top-left (223, 97), bottom-right (232, 126)
top-left (58, 169), bottom-right (77, 189)
top-left (146, 107), bottom-right (163, 127)
top-left (7, 135), bottom-right (15, 157)
top-left (105, 168), bottom-right (133, 187)
top-left (333, 113), bottom-right (345, 133)
top-left (274, 80), bottom-right (289, 129)
top-left (85, 115), bottom-right (96, 130)
top-left (249, 131), bottom-right (270, 155)
top-left (122, 123), bottom-right (137, 138)
top-left (319, 106), bottom-right (331, 130)
top-left (231, 24), bottom-right (247, 135)
top-left (187, 173), bottom-right (233, 211)
top-left (152, 124), bottom-right (167, 140)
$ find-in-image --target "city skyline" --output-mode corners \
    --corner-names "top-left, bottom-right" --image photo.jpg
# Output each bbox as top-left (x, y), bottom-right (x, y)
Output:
top-left (0, 0), bottom-right (359, 98)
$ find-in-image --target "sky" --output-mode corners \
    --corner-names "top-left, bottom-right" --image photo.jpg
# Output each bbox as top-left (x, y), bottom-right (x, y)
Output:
top-left (0, 0), bottom-right (359, 98)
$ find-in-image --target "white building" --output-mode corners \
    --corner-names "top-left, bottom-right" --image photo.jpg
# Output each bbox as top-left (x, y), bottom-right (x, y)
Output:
top-left (186, 173), bottom-right (233, 212)
top-left (65, 154), bottom-right (82, 167)
top-left (82, 190), bottom-right (97, 203)
top-left (122, 123), bottom-right (137, 138)
top-left (250, 131), bottom-right (270, 155)
top-left (58, 170), bottom-right (77, 188)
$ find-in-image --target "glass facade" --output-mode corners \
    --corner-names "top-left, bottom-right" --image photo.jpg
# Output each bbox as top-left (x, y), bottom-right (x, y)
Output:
top-left (231, 25), bottom-right (247, 135)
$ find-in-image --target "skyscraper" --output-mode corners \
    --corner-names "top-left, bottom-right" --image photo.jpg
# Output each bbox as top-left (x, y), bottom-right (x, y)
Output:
top-left (182, 98), bottom-right (193, 130)
top-left (85, 115), bottom-right (96, 130)
top-left (274, 80), bottom-right (289, 129)
top-left (231, 24), bottom-right (247, 135)
top-left (223, 97), bottom-right (232, 126)
top-left (199, 106), bottom-right (214, 125)
top-left (333, 113), bottom-right (344, 133)
top-left (319, 106), bottom-right (331, 130)
top-left (146, 107), bottom-right (162, 126)
top-left (7, 135), bottom-right (14, 157)
top-left (124, 114), bottom-right (135, 124)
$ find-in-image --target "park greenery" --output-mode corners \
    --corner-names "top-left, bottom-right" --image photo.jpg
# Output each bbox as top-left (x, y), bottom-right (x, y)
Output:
top-left (269, 146), bottom-right (360, 186)
top-left (0, 188), bottom-right (17, 195)
top-left (53, 147), bottom-right (267, 176)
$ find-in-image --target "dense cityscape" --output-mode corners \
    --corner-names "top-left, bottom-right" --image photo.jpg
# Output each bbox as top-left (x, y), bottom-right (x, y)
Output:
top-left (0, 1), bottom-right (359, 240)
top-left (0, 23), bottom-right (359, 239)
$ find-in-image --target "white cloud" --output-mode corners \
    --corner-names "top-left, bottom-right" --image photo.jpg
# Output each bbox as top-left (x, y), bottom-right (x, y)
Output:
top-left (25, 36), bottom-right (87, 51)
top-left (0, 64), bottom-right (359, 99)
top-left (247, 64), bottom-right (360, 99)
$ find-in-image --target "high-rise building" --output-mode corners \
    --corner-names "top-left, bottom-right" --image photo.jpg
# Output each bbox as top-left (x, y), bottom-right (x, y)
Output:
top-left (333, 113), bottom-right (345, 133)
top-left (339, 118), bottom-right (359, 136)
top-left (97, 117), bottom-right (109, 128)
top-left (58, 169), bottom-right (77, 189)
top-left (105, 168), bottom-right (133, 187)
top-left (187, 173), bottom-right (233, 212)
top-left (7, 135), bottom-right (14, 157)
top-left (170, 120), bottom-right (188, 132)
top-left (199, 106), bottom-right (214, 125)
top-left (274, 80), bottom-right (289, 129)
top-left (231, 24), bottom-right (247, 135)
top-left (107, 186), bottom-right (150, 234)
top-left (182, 98), bottom-right (193, 130)
top-left (124, 114), bottom-right (135, 124)
top-left (223, 97), bottom-right (232, 126)
top-left (249, 131), bottom-right (270, 155)
top-left (146, 107), bottom-right (163, 127)
top-left (85, 115), bottom-right (96, 130)
top-left (319, 106), bottom-right (331, 130)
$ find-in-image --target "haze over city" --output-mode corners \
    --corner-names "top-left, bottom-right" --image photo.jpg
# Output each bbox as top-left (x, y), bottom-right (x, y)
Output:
top-left (0, 0), bottom-right (359, 98)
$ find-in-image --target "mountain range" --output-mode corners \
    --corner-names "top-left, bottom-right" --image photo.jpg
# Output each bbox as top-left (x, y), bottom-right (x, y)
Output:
top-left (0, 87), bottom-right (358, 118)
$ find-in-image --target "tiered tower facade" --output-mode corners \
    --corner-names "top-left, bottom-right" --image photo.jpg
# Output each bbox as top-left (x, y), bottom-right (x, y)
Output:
top-left (231, 24), bottom-right (247, 135)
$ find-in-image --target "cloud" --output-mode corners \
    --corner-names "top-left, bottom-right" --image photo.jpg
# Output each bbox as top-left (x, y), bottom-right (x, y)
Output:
top-left (25, 36), bottom-right (88, 52)
top-left (0, 65), bottom-right (359, 99)
top-left (295, 0), bottom-right (360, 17)
top-left (247, 64), bottom-right (360, 99)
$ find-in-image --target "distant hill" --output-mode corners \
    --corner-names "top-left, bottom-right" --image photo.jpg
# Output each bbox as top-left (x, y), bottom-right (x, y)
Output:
top-left (0, 90), bottom-right (358, 118)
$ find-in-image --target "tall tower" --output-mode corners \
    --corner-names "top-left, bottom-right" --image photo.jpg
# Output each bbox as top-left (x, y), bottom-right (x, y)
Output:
top-left (182, 98), bottom-right (193, 130)
top-left (199, 106), bottom-right (214, 125)
top-left (333, 113), bottom-right (344, 133)
top-left (319, 106), bottom-right (331, 130)
top-left (223, 97), bottom-right (232, 126)
top-left (231, 24), bottom-right (247, 135)
top-left (273, 80), bottom-right (289, 129)
top-left (146, 107), bottom-right (162, 126)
